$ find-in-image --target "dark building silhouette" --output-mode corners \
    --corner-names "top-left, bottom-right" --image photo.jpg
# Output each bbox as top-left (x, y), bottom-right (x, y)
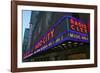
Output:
top-left (22, 28), bottom-right (30, 53)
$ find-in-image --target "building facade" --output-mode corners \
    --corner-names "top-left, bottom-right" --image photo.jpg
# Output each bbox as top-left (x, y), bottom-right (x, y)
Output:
top-left (22, 28), bottom-right (30, 54)
top-left (23, 11), bottom-right (90, 62)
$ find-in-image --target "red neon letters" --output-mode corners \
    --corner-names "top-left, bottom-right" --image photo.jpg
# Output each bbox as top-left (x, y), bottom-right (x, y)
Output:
top-left (70, 18), bottom-right (88, 33)
top-left (35, 29), bottom-right (54, 49)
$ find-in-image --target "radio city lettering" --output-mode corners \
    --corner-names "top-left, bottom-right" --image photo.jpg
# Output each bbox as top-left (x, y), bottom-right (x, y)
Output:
top-left (34, 35), bottom-right (66, 54)
top-left (35, 29), bottom-right (54, 49)
top-left (70, 18), bottom-right (87, 33)
top-left (24, 16), bottom-right (89, 58)
top-left (34, 16), bottom-right (89, 52)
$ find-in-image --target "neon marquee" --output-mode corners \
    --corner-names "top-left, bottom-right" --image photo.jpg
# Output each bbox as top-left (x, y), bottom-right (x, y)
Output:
top-left (24, 15), bottom-right (89, 59)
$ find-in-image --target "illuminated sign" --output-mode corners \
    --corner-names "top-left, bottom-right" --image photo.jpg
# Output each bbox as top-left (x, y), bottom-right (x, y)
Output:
top-left (24, 15), bottom-right (89, 59)
top-left (35, 29), bottom-right (54, 49)
top-left (69, 17), bottom-right (88, 33)
top-left (33, 16), bottom-right (89, 53)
